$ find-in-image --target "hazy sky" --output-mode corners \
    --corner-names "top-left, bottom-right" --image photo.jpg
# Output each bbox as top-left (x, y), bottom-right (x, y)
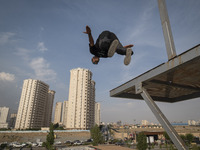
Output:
top-left (0, 0), bottom-right (200, 124)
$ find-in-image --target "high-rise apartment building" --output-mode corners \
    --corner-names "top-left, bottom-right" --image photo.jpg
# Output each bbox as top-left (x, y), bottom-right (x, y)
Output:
top-left (95, 102), bottom-right (100, 126)
top-left (0, 107), bottom-right (9, 128)
top-left (15, 79), bottom-right (55, 129)
top-left (66, 68), bottom-right (95, 130)
top-left (9, 113), bottom-right (17, 129)
top-left (44, 90), bottom-right (55, 127)
top-left (62, 100), bottom-right (69, 127)
top-left (54, 102), bottom-right (63, 124)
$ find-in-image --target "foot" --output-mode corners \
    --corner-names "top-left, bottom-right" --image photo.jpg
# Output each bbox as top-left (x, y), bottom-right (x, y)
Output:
top-left (124, 48), bottom-right (133, 65)
top-left (107, 39), bottom-right (119, 57)
top-left (123, 44), bottom-right (134, 48)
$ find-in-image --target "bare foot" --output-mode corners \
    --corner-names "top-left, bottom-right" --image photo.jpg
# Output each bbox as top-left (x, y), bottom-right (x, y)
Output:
top-left (123, 44), bottom-right (134, 48)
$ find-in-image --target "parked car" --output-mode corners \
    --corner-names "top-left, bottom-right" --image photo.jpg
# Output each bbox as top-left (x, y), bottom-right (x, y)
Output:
top-left (13, 143), bottom-right (23, 148)
top-left (65, 140), bottom-right (72, 145)
top-left (54, 141), bottom-right (62, 145)
top-left (87, 139), bottom-right (93, 143)
top-left (115, 141), bottom-right (124, 146)
top-left (73, 140), bottom-right (82, 145)
top-left (31, 142), bottom-right (38, 147)
top-left (37, 142), bottom-right (43, 147)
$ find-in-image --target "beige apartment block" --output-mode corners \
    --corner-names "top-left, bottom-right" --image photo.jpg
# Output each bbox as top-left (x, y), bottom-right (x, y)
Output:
top-left (0, 107), bottom-right (9, 128)
top-left (44, 90), bottom-right (55, 127)
top-left (66, 68), bottom-right (95, 130)
top-left (9, 113), bottom-right (17, 129)
top-left (141, 120), bottom-right (149, 126)
top-left (15, 79), bottom-right (55, 129)
top-left (62, 100), bottom-right (69, 127)
top-left (54, 102), bottom-right (63, 124)
top-left (95, 102), bottom-right (100, 126)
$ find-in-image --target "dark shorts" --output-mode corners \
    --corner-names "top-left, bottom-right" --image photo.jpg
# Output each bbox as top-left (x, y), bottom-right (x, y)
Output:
top-left (96, 31), bottom-right (118, 53)
top-left (90, 31), bottom-right (127, 57)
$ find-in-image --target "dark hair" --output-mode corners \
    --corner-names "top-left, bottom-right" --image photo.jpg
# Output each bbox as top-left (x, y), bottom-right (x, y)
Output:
top-left (91, 57), bottom-right (99, 64)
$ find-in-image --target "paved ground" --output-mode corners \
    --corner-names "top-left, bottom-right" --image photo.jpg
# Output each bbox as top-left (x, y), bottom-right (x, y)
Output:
top-left (92, 145), bottom-right (134, 150)
top-left (9, 145), bottom-right (135, 150)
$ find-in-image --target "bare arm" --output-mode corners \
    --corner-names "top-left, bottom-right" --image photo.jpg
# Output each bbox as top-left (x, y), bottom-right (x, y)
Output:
top-left (83, 26), bottom-right (94, 46)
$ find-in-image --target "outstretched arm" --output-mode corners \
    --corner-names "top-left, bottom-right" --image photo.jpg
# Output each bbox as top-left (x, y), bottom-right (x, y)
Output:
top-left (83, 26), bottom-right (94, 46)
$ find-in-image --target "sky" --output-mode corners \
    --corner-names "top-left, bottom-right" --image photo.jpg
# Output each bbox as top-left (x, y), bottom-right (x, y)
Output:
top-left (0, 0), bottom-right (200, 125)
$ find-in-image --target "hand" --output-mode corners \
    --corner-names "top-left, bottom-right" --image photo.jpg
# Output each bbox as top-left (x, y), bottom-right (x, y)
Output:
top-left (123, 44), bottom-right (134, 48)
top-left (83, 25), bottom-right (91, 34)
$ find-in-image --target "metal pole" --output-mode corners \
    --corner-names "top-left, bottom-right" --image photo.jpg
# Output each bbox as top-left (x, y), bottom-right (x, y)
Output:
top-left (157, 0), bottom-right (177, 60)
top-left (140, 88), bottom-right (188, 150)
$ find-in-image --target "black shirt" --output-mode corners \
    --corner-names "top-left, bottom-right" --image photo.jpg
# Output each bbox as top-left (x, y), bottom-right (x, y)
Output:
top-left (89, 44), bottom-right (108, 58)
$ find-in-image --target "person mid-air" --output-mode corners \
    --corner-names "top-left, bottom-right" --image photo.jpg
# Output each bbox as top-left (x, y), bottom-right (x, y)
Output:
top-left (83, 26), bottom-right (134, 65)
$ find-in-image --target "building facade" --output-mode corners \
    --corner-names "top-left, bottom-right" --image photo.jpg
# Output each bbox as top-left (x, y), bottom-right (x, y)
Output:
top-left (0, 107), bottom-right (9, 128)
top-left (9, 113), bottom-right (17, 129)
top-left (95, 102), bottom-right (100, 126)
top-left (15, 79), bottom-right (55, 129)
top-left (62, 100), bottom-right (69, 127)
top-left (44, 90), bottom-right (55, 127)
top-left (54, 102), bottom-right (63, 124)
top-left (66, 68), bottom-right (95, 130)
top-left (141, 120), bottom-right (149, 126)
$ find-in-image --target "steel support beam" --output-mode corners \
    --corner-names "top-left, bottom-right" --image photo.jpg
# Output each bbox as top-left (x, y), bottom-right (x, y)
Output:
top-left (158, 0), bottom-right (177, 60)
top-left (136, 86), bottom-right (188, 150)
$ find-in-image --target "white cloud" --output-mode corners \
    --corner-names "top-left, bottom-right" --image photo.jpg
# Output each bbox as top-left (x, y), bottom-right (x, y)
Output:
top-left (0, 72), bottom-right (15, 81)
top-left (15, 47), bottom-right (56, 82)
top-left (30, 57), bottom-right (56, 81)
top-left (15, 48), bottom-right (31, 61)
top-left (37, 42), bottom-right (48, 52)
top-left (0, 32), bottom-right (15, 45)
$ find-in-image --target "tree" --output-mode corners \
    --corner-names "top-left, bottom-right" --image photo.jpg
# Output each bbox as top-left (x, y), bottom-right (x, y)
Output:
top-left (180, 134), bottom-right (186, 141)
top-left (163, 132), bottom-right (170, 141)
top-left (137, 132), bottom-right (148, 150)
top-left (185, 133), bottom-right (194, 146)
top-left (53, 123), bottom-right (59, 130)
top-left (43, 123), bottom-right (55, 150)
top-left (90, 124), bottom-right (103, 146)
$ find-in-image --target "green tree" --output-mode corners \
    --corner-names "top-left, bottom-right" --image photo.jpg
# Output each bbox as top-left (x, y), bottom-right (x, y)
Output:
top-left (90, 124), bottom-right (103, 146)
top-left (185, 133), bottom-right (194, 146)
top-left (180, 134), bottom-right (186, 141)
top-left (163, 132), bottom-right (171, 142)
top-left (137, 132), bottom-right (148, 150)
top-left (43, 123), bottom-right (55, 150)
top-left (53, 123), bottom-right (59, 130)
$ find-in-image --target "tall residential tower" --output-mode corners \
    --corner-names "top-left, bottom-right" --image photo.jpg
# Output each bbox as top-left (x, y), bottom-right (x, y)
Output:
top-left (54, 102), bottom-right (63, 124)
top-left (95, 102), bottom-right (100, 126)
top-left (15, 79), bottom-right (55, 129)
top-left (0, 107), bottom-right (9, 128)
top-left (66, 68), bottom-right (95, 130)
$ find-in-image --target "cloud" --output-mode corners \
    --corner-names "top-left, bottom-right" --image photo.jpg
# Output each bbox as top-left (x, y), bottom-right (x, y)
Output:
top-left (0, 32), bottom-right (15, 45)
top-left (0, 72), bottom-right (15, 81)
top-left (37, 42), bottom-right (48, 52)
top-left (30, 57), bottom-right (56, 81)
top-left (15, 47), bottom-right (56, 82)
top-left (15, 48), bottom-right (31, 61)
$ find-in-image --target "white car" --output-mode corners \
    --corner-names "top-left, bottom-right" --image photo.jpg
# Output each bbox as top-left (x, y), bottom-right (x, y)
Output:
top-left (54, 141), bottom-right (62, 145)
top-left (37, 142), bottom-right (43, 147)
top-left (13, 143), bottom-right (23, 148)
top-left (31, 142), bottom-right (38, 147)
